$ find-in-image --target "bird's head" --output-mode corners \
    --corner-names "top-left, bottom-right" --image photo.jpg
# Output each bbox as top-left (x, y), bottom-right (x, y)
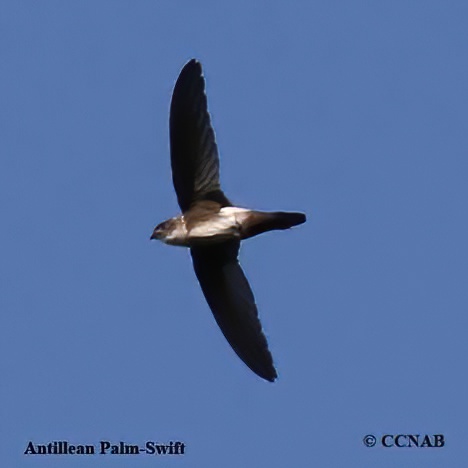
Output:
top-left (150, 217), bottom-right (184, 245)
top-left (150, 221), bottom-right (167, 241)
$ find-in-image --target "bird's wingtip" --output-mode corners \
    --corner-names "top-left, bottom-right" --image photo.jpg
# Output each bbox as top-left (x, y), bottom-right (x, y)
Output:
top-left (183, 58), bottom-right (201, 70)
top-left (255, 365), bottom-right (278, 383)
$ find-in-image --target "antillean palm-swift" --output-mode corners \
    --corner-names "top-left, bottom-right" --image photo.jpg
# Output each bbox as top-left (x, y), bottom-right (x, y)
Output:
top-left (151, 60), bottom-right (306, 382)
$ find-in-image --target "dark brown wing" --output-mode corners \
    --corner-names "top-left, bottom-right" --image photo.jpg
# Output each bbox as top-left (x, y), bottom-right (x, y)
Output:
top-left (170, 59), bottom-right (231, 212)
top-left (191, 240), bottom-right (277, 382)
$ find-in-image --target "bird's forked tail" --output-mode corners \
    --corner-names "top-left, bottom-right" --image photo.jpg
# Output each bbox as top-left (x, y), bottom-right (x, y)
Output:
top-left (240, 211), bottom-right (306, 240)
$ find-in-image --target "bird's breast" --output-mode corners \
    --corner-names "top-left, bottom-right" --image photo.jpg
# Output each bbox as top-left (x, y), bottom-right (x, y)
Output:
top-left (186, 207), bottom-right (250, 245)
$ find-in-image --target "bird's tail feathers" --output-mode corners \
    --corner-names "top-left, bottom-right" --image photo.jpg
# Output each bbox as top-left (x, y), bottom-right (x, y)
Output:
top-left (241, 211), bottom-right (306, 240)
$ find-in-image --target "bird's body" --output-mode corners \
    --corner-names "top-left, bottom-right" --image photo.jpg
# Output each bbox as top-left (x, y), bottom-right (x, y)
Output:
top-left (153, 206), bottom-right (249, 246)
top-left (153, 205), bottom-right (305, 247)
top-left (151, 59), bottom-right (306, 382)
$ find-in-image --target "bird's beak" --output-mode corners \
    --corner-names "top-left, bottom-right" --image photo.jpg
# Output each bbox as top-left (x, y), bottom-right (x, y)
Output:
top-left (150, 230), bottom-right (158, 240)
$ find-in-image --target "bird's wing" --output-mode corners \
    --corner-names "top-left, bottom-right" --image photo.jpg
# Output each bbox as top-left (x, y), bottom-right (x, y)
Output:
top-left (170, 59), bottom-right (231, 213)
top-left (191, 240), bottom-right (277, 382)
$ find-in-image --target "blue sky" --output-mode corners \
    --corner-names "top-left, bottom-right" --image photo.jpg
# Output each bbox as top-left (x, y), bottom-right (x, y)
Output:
top-left (2, 1), bottom-right (467, 466)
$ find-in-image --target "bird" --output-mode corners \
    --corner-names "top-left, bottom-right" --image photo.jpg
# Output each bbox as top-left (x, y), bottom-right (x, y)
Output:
top-left (151, 59), bottom-right (306, 382)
